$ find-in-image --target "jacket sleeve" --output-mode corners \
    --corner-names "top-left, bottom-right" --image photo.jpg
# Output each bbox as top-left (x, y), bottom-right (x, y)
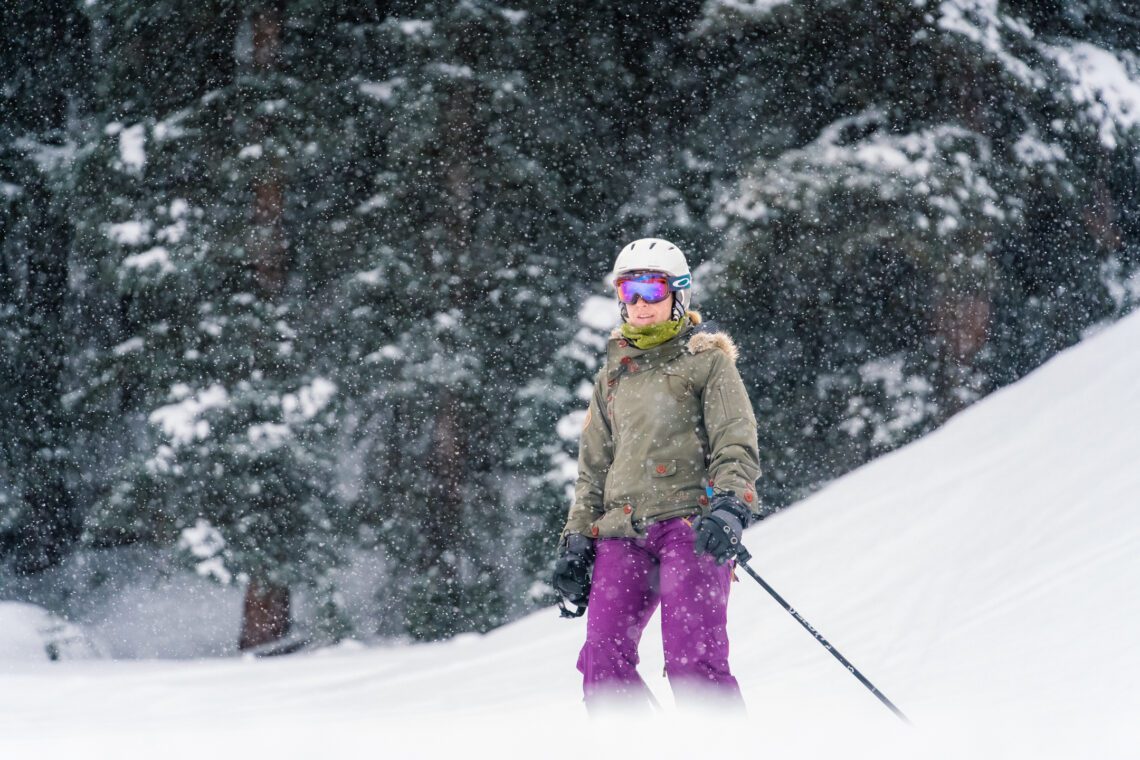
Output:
top-left (561, 371), bottom-right (613, 542)
top-left (703, 350), bottom-right (761, 514)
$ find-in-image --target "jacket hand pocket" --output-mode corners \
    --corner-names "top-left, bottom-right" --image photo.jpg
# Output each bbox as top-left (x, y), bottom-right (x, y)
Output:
top-left (648, 460), bottom-right (678, 477)
top-left (591, 504), bottom-right (643, 538)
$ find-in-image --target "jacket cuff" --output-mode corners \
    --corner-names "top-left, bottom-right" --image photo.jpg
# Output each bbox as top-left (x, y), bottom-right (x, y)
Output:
top-left (710, 478), bottom-right (760, 518)
top-left (711, 492), bottom-right (755, 527)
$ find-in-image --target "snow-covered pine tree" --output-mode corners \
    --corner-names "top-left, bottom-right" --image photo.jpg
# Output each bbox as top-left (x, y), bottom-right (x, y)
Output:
top-left (0, 2), bottom-right (91, 574)
top-left (3, 0), bottom-right (1137, 645)
top-left (69, 0), bottom-right (393, 648)
top-left (332, 2), bottom-right (595, 640)
top-left (692, 0), bottom-right (1140, 507)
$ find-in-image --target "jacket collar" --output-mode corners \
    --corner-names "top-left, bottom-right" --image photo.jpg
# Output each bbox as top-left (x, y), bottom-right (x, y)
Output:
top-left (606, 323), bottom-right (695, 380)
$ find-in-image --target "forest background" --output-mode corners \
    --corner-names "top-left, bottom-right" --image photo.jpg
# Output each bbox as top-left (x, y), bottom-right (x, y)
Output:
top-left (2, 0), bottom-right (1138, 653)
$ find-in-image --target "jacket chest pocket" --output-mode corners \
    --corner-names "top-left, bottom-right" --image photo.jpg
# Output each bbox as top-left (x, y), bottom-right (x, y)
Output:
top-left (663, 370), bottom-right (697, 402)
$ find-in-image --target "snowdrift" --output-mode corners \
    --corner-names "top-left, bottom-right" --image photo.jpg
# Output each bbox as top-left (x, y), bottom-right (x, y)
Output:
top-left (0, 602), bottom-right (106, 662)
top-left (2, 311), bottom-right (1139, 759)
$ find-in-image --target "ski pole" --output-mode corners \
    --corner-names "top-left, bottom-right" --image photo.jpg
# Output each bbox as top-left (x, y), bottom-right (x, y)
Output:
top-left (734, 545), bottom-right (911, 725)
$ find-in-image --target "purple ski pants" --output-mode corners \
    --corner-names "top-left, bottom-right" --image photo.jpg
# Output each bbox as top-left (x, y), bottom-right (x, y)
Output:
top-left (576, 517), bottom-right (743, 711)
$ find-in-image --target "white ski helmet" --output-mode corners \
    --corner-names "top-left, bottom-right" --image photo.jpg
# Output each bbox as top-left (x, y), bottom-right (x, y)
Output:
top-left (612, 238), bottom-right (692, 320)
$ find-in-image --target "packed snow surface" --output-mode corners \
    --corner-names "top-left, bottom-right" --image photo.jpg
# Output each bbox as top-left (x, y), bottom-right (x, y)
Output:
top-left (3, 311), bottom-right (1139, 758)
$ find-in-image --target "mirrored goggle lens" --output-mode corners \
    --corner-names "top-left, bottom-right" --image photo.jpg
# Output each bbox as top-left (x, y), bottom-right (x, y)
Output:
top-left (616, 276), bottom-right (671, 304)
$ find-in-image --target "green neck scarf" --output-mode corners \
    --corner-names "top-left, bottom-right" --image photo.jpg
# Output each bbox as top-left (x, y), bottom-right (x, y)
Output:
top-left (620, 316), bottom-right (687, 350)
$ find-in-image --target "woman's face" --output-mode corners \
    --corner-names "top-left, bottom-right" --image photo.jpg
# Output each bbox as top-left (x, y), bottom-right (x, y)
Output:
top-left (625, 292), bottom-right (674, 326)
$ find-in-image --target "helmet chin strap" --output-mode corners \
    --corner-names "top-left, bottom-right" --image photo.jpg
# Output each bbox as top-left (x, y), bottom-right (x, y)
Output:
top-left (672, 294), bottom-right (685, 322)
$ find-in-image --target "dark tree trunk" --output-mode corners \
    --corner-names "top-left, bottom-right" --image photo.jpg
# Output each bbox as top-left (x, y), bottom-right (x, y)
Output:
top-left (239, 576), bottom-right (292, 650)
top-left (421, 79), bottom-right (477, 583)
top-left (423, 391), bottom-right (467, 571)
top-left (933, 292), bottom-right (992, 419)
top-left (251, 167), bottom-right (287, 296)
top-left (239, 0), bottom-right (292, 651)
top-left (1081, 175), bottom-right (1122, 252)
top-left (249, 1), bottom-right (287, 299)
top-left (932, 45), bottom-right (994, 422)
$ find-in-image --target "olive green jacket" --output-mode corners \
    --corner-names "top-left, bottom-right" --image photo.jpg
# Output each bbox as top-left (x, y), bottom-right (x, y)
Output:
top-left (561, 320), bottom-right (761, 541)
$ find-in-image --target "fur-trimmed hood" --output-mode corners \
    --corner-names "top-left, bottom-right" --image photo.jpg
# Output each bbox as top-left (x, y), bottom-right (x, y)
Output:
top-left (686, 330), bottom-right (739, 363)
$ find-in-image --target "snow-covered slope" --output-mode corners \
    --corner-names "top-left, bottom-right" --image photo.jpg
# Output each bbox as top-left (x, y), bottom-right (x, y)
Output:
top-left (2, 311), bottom-right (1139, 759)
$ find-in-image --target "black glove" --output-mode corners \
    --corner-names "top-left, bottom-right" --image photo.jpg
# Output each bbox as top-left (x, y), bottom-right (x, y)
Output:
top-left (693, 492), bottom-right (752, 565)
top-left (552, 533), bottom-right (595, 615)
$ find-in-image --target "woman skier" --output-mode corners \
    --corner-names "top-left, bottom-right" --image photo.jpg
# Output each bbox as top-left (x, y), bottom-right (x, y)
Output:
top-left (552, 238), bottom-right (761, 712)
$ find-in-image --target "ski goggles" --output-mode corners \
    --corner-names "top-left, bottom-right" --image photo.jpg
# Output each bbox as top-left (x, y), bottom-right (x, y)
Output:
top-left (615, 272), bottom-right (690, 304)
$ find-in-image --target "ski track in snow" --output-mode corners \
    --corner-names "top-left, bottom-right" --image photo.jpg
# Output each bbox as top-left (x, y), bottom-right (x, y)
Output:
top-left (3, 311), bottom-right (1140, 758)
